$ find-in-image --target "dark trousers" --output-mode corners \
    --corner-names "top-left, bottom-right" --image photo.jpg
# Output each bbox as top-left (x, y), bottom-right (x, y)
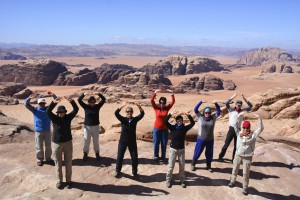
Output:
top-left (219, 126), bottom-right (237, 161)
top-left (116, 142), bottom-right (138, 174)
top-left (192, 137), bottom-right (214, 166)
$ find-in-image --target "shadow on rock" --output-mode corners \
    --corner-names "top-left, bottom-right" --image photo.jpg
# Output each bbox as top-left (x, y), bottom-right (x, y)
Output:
top-left (72, 156), bottom-right (116, 167)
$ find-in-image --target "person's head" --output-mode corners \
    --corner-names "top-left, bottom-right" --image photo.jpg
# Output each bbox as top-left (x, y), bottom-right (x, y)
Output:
top-left (203, 107), bottom-right (211, 118)
top-left (125, 107), bottom-right (133, 118)
top-left (175, 115), bottom-right (184, 126)
top-left (242, 121), bottom-right (251, 134)
top-left (88, 96), bottom-right (96, 106)
top-left (37, 98), bottom-right (46, 108)
top-left (56, 106), bottom-right (67, 117)
top-left (235, 100), bottom-right (243, 109)
top-left (158, 97), bottom-right (167, 109)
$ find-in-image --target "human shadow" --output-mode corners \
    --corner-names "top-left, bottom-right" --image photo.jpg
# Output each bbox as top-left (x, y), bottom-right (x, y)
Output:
top-left (72, 156), bottom-right (116, 167)
top-left (72, 182), bottom-right (169, 196)
top-left (252, 161), bottom-right (300, 169)
top-left (121, 172), bottom-right (166, 183)
top-left (249, 187), bottom-right (300, 200)
top-left (184, 171), bottom-right (231, 187)
top-left (212, 167), bottom-right (279, 180)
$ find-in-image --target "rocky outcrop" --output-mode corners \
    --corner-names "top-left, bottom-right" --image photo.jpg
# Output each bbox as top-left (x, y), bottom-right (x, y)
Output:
top-left (0, 113), bottom-right (34, 144)
top-left (0, 82), bottom-right (33, 104)
top-left (141, 55), bottom-right (224, 76)
top-left (276, 118), bottom-right (300, 137)
top-left (175, 75), bottom-right (236, 93)
top-left (0, 52), bottom-right (26, 60)
top-left (94, 63), bottom-right (136, 84)
top-left (237, 47), bottom-right (295, 66)
top-left (261, 62), bottom-right (293, 73)
top-left (0, 59), bottom-right (67, 85)
top-left (12, 88), bottom-right (32, 99)
top-left (53, 68), bottom-right (98, 86)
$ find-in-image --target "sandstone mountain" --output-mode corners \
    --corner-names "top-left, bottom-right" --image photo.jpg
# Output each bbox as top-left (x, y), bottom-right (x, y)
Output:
top-left (0, 51), bottom-right (26, 60)
top-left (0, 59), bottom-right (67, 85)
top-left (141, 55), bottom-right (224, 76)
top-left (237, 47), bottom-right (295, 66)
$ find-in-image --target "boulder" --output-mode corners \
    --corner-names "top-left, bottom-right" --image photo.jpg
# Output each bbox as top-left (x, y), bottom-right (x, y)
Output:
top-left (0, 82), bottom-right (26, 96)
top-left (53, 68), bottom-right (98, 86)
top-left (12, 88), bottom-right (32, 99)
top-left (186, 56), bottom-right (224, 74)
top-left (261, 62), bottom-right (294, 73)
top-left (0, 59), bottom-right (67, 85)
top-left (0, 96), bottom-right (19, 105)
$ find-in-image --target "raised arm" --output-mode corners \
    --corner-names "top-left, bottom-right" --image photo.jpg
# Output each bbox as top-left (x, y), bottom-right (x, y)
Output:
top-left (150, 91), bottom-right (160, 109)
top-left (164, 114), bottom-right (174, 131)
top-left (46, 101), bottom-right (58, 121)
top-left (97, 93), bottom-right (106, 108)
top-left (47, 91), bottom-right (57, 100)
top-left (252, 114), bottom-right (264, 138)
top-left (24, 95), bottom-right (36, 113)
top-left (225, 93), bottom-right (237, 110)
top-left (166, 93), bottom-right (175, 110)
top-left (114, 102), bottom-right (127, 122)
top-left (242, 94), bottom-right (253, 111)
top-left (68, 98), bottom-right (79, 119)
top-left (214, 102), bottom-right (221, 117)
top-left (185, 114), bottom-right (195, 131)
top-left (194, 100), bottom-right (203, 116)
top-left (135, 103), bottom-right (145, 121)
top-left (78, 93), bottom-right (88, 109)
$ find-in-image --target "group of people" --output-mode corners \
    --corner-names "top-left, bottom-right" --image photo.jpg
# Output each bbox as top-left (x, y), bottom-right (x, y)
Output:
top-left (25, 89), bottom-right (263, 195)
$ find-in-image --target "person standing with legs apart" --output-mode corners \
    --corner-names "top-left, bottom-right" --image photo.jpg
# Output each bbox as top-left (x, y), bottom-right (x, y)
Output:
top-left (114, 102), bottom-right (144, 178)
top-left (151, 89), bottom-right (175, 163)
top-left (164, 111), bottom-right (195, 188)
top-left (78, 92), bottom-right (106, 162)
top-left (25, 91), bottom-right (57, 166)
top-left (228, 113), bottom-right (264, 195)
top-left (46, 96), bottom-right (79, 189)
top-left (191, 100), bottom-right (221, 172)
top-left (218, 93), bottom-right (253, 163)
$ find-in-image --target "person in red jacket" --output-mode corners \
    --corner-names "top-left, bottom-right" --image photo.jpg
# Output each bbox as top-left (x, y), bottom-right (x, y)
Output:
top-left (151, 89), bottom-right (175, 162)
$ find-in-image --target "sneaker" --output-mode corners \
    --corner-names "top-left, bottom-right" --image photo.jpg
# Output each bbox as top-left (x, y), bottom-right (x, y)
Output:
top-left (114, 172), bottom-right (121, 178)
top-left (45, 159), bottom-right (55, 165)
top-left (160, 158), bottom-right (168, 164)
top-left (153, 157), bottom-right (159, 162)
top-left (242, 188), bottom-right (248, 195)
top-left (56, 182), bottom-right (63, 189)
top-left (66, 182), bottom-right (72, 189)
top-left (181, 182), bottom-right (186, 188)
top-left (228, 182), bottom-right (235, 188)
top-left (190, 164), bottom-right (195, 171)
top-left (95, 153), bottom-right (100, 161)
top-left (83, 153), bottom-right (88, 162)
top-left (37, 161), bottom-right (43, 166)
top-left (166, 181), bottom-right (171, 188)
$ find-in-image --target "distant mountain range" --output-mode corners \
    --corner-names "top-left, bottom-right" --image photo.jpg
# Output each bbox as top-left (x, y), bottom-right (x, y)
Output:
top-left (0, 43), bottom-right (248, 57)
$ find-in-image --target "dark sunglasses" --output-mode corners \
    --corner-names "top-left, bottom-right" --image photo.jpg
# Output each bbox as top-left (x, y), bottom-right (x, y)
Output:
top-left (204, 112), bottom-right (211, 114)
top-left (39, 102), bottom-right (46, 105)
top-left (57, 111), bottom-right (67, 114)
top-left (243, 127), bottom-right (250, 130)
top-left (126, 110), bottom-right (133, 113)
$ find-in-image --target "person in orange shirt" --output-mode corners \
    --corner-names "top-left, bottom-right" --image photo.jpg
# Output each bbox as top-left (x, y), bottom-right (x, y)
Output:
top-left (151, 89), bottom-right (175, 162)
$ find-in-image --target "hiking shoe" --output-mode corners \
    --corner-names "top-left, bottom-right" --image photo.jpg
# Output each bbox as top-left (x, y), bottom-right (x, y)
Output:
top-left (190, 164), bottom-right (195, 171)
top-left (83, 153), bottom-right (88, 162)
top-left (228, 182), bottom-right (235, 188)
top-left (242, 188), bottom-right (248, 195)
top-left (37, 161), bottom-right (43, 166)
top-left (95, 153), bottom-right (100, 161)
top-left (153, 157), bottom-right (159, 162)
top-left (66, 182), bottom-right (72, 189)
top-left (181, 182), bottom-right (186, 188)
top-left (56, 182), bottom-right (63, 189)
top-left (45, 159), bottom-right (55, 165)
top-left (114, 172), bottom-right (121, 178)
top-left (166, 181), bottom-right (171, 188)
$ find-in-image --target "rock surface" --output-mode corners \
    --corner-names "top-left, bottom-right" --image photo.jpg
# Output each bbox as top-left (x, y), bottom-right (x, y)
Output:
top-left (261, 62), bottom-right (294, 73)
top-left (53, 68), bottom-right (98, 86)
top-left (0, 51), bottom-right (26, 60)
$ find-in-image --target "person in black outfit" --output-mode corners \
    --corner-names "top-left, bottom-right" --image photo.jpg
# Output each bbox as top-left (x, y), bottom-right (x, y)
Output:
top-left (114, 101), bottom-right (144, 178)
top-left (46, 96), bottom-right (79, 189)
top-left (78, 92), bottom-right (106, 161)
top-left (164, 111), bottom-right (195, 188)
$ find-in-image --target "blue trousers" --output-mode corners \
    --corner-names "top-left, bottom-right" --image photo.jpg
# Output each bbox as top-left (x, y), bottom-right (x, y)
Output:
top-left (153, 128), bottom-right (169, 159)
top-left (192, 137), bottom-right (214, 164)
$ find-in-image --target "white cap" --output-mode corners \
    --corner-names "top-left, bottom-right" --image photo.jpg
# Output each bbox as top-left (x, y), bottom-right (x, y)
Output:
top-left (37, 98), bottom-right (46, 104)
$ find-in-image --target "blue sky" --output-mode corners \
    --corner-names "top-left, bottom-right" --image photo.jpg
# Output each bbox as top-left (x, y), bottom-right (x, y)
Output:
top-left (1, 0), bottom-right (300, 49)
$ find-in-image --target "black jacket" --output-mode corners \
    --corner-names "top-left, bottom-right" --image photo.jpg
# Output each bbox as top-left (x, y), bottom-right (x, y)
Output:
top-left (46, 101), bottom-right (79, 143)
top-left (78, 93), bottom-right (106, 126)
top-left (115, 108), bottom-right (144, 144)
top-left (164, 114), bottom-right (195, 149)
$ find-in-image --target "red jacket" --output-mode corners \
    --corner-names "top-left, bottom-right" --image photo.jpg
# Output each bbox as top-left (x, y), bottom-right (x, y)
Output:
top-left (151, 92), bottom-right (175, 130)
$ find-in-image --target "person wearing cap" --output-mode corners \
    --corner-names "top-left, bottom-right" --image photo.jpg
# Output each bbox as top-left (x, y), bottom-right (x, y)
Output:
top-left (114, 101), bottom-right (144, 178)
top-left (164, 111), bottom-right (195, 188)
top-left (24, 91), bottom-right (57, 166)
top-left (151, 89), bottom-right (175, 162)
top-left (228, 113), bottom-right (264, 195)
top-left (218, 93), bottom-right (253, 163)
top-left (190, 100), bottom-right (221, 172)
top-left (46, 96), bottom-right (79, 189)
top-left (78, 92), bottom-right (106, 162)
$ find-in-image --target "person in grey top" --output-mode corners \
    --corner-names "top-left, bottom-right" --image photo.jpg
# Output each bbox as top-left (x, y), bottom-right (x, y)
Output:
top-left (190, 100), bottom-right (221, 172)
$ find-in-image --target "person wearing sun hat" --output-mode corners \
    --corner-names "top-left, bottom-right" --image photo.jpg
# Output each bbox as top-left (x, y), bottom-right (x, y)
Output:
top-left (228, 113), bottom-right (264, 195)
top-left (218, 93), bottom-right (253, 163)
top-left (78, 92), bottom-right (106, 162)
top-left (24, 91), bottom-right (57, 166)
top-left (46, 96), bottom-right (79, 189)
top-left (190, 100), bottom-right (221, 172)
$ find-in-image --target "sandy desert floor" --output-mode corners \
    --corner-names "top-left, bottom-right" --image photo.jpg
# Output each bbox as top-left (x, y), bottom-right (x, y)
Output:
top-left (0, 56), bottom-right (299, 199)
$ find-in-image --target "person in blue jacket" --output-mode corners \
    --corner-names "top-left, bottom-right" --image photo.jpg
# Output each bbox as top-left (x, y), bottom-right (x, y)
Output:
top-left (190, 100), bottom-right (221, 172)
top-left (25, 91), bottom-right (57, 166)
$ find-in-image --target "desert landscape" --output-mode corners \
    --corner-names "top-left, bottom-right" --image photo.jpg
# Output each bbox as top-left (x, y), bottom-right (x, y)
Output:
top-left (0, 46), bottom-right (300, 200)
